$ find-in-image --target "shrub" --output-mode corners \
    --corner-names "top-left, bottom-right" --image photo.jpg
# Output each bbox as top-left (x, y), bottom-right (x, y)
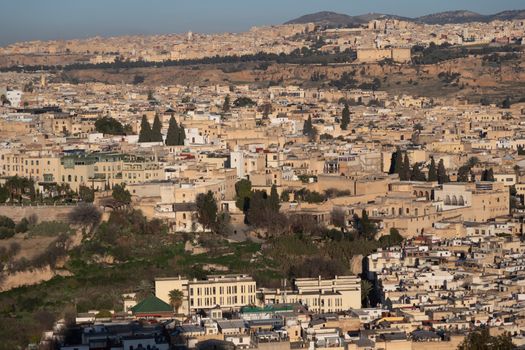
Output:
top-left (0, 227), bottom-right (15, 239)
top-left (15, 218), bottom-right (29, 233)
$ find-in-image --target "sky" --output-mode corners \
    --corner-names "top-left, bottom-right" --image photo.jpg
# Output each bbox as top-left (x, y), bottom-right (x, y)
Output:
top-left (1, 0), bottom-right (524, 46)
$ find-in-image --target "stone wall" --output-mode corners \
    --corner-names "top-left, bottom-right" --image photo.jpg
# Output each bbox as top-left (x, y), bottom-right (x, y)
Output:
top-left (0, 205), bottom-right (75, 222)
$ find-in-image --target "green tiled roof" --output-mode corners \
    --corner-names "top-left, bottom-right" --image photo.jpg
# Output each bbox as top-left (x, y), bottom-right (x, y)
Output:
top-left (131, 295), bottom-right (172, 314)
top-left (240, 304), bottom-right (293, 314)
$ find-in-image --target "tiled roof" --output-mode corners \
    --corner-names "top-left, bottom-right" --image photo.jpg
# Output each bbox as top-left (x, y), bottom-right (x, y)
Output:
top-left (131, 295), bottom-right (172, 314)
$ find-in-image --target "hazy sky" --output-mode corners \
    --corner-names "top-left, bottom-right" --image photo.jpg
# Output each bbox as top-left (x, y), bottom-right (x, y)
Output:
top-left (1, 0), bottom-right (524, 45)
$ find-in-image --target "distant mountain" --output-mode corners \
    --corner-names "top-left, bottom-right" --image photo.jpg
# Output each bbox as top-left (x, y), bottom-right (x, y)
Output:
top-left (284, 11), bottom-right (362, 26)
top-left (285, 11), bottom-right (409, 27)
top-left (416, 10), bottom-right (486, 24)
top-left (490, 10), bottom-right (525, 21)
top-left (285, 9), bottom-right (525, 27)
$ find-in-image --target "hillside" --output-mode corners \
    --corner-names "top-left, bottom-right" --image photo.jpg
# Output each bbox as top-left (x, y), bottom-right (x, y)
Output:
top-left (284, 11), bottom-right (362, 26)
top-left (285, 11), bottom-right (408, 26)
top-left (285, 9), bottom-right (525, 26)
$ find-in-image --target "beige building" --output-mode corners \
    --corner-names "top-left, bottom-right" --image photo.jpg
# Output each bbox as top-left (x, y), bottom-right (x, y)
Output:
top-left (259, 276), bottom-right (361, 312)
top-left (155, 274), bottom-right (257, 315)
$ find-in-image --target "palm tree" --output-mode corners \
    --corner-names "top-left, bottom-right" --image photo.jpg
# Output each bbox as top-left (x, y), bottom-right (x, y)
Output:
top-left (361, 280), bottom-right (373, 307)
top-left (169, 289), bottom-right (184, 314)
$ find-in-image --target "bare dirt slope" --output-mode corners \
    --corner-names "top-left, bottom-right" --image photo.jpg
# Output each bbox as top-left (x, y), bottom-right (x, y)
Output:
top-left (60, 55), bottom-right (525, 102)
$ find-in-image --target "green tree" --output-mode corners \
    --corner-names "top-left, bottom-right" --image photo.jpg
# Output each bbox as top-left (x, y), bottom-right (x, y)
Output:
top-left (246, 190), bottom-right (273, 228)
top-left (196, 191), bottom-right (218, 232)
top-left (112, 184), bottom-right (131, 204)
top-left (437, 159), bottom-right (449, 184)
top-left (68, 204), bottom-right (102, 232)
top-left (458, 328), bottom-right (513, 350)
top-left (389, 148), bottom-right (403, 176)
top-left (379, 228), bottom-right (404, 248)
top-left (401, 152), bottom-right (410, 181)
top-left (138, 115), bottom-right (152, 143)
top-left (151, 114), bottom-right (163, 142)
top-left (233, 97), bottom-right (256, 107)
top-left (95, 116), bottom-right (125, 135)
top-left (5, 176), bottom-right (35, 202)
top-left (341, 103), bottom-right (350, 130)
top-left (261, 103), bottom-right (272, 119)
top-left (79, 185), bottom-right (95, 203)
top-left (280, 190), bottom-right (290, 202)
top-left (178, 124), bottom-right (186, 145)
top-left (484, 168), bottom-right (495, 182)
top-left (361, 280), bottom-right (373, 307)
top-left (269, 185), bottom-right (280, 212)
top-left (413, 123), bottom-right (424, 132)
top-left (147, 90), bottom-right (155, 101)
top-left (132, 75), bottom-right (145, 85)
top-left (410, 163), bottom-right (426, 181)
top-left (428, 157), bottom-right (438, 182)
top-left (165, 116), bottom-right (180, 146)
top-left (303, 116), bottom-right (314, 139)
top-left (355, 210), bottom-right (377, 239)
top-left (222, 95), bottom-right (231, 113)
top-left (457, 165), bottom-right (471, 182)
top-left (331, 207), bottom-right (346, 232)
top-left (168, 289), bottom-right (184, 314)
top-left (235, 179), bottom-right (252, 212)
top-left (501, 96), bottom-right (511, 109)
top-left (0, 185), bottom-right (9, 203)
top-left (14, 218), bottom-right (29, 233)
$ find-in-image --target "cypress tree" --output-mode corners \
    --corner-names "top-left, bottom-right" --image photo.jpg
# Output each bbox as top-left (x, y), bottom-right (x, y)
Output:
top-left (428, 157), bottom-right (438, 182)
top-left (437, 159), bottom-right (449, 184)
top-left (138, 115), bottom-right (152, 143)
top-left (483, 168), bottom-right (495, 181)
top-left (223, 95), bottom-right (231, 113)
top-left (393, 149), bottom-right (403, 177)
top-left (269, 185), bottom-right (280, 212)
top-left (178, 124), bottom-right (186, 145)
top-left (401, 152), bottom-right (410, 181)
top-left (341, 103), bottom-right (350, 130)
top-left (303, 116), bottom-right (313, 136)
top-left (165, 116), bottom-right (180, 146)
top-left (388, 151), bottom-right (397, 174)
top-left (410, 163), bottom-right (426, 181)
top-left (151, 114), bottom-right (163, 142)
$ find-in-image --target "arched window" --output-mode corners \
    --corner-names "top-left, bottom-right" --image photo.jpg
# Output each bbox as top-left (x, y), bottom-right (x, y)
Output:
top-left (445, 195), bottom-right (451, 205)
top-left (458, 196), bottom-right (465, 206)
top-left (451, 195), bottom-right (458, 206)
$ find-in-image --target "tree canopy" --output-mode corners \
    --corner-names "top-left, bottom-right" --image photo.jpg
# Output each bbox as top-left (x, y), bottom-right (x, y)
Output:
top-left (138, 115), bottom-right (152, 143)
top-left (196, 191), bottom-right (219, 232)
top-left (95, 116), bottom-right (126, 135)
top-left (112, 184), bottom-right (131, 204)
top-left (151, 114), bottom-right (163, 142)
top-left (341, 103), bottom-right (350, 130)
top-left (165, 116), bottom-right (183, 146)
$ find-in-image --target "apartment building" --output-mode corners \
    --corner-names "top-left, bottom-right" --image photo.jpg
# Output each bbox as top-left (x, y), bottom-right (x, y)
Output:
top-left (259, 275), bottom-right (362, 312)
top-left (155, 274), bottom-right (257, 316)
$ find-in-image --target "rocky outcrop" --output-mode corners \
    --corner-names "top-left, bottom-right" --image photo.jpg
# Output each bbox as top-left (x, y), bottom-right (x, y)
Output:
top-left (0, 266), bottom-right (72, 292)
